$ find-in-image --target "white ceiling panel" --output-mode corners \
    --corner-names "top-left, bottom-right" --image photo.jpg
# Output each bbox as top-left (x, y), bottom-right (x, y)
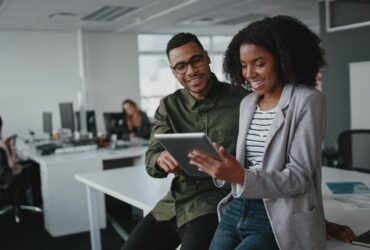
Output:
top-left (0, 0), bottom-right (320, 34)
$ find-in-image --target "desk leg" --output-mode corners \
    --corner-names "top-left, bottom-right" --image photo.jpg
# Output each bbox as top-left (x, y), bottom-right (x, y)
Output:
top-left (87, 186), bottom-right (102, 250)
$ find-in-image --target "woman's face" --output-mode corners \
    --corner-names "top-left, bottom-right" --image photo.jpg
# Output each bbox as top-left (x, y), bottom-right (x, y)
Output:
top-left (123, 103), bottom-right (136, 116)
top-left (239, 43), bottom-right (283, 97)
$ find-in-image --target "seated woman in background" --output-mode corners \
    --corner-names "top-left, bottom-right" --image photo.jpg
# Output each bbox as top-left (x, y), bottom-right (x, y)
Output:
top-left (0, 116), bottom-right (22, 178)
top-left (122, 99), bottom-right (151, 139)
top-left (0, 115), bottom-right (42, 206)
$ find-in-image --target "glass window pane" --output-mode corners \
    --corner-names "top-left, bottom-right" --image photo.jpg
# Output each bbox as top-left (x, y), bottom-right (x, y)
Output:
top-left (138, 34), bottom-right (173, 51)
top-left (139, 54), bottom-right (178, 97)
top-left (212, 36), bottom-right (232, 52)
top-left (210, 54), bottom-right (227, 82)
top-left (141, 97), bottom-right (163, 118)
top-left (198, 36), bottom-right (211, 50)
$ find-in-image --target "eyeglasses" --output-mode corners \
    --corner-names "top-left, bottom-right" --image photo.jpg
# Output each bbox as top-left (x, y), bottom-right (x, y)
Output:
top-left (171, 53), bottom-right (206, 74)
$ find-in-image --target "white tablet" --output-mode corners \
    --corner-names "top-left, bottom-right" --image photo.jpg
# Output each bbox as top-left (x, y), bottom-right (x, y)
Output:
top-left (154, 133), bottom-right (222, 177)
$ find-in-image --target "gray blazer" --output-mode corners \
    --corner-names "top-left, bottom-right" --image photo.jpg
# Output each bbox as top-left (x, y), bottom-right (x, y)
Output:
top-left (217, 84), bottom-right (326, 250)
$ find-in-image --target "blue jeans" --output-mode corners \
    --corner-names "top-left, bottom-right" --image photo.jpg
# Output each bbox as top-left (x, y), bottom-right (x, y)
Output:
top-left (210, 199), bottom-right (279, 250)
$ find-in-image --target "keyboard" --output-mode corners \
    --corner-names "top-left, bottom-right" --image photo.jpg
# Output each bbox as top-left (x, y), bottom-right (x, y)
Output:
top-left (55, 144), bottom-right (97, 154)
top-left (36, 143), bottom-right (61, 155)
top-left (64, 139), bottom-right (95, 147)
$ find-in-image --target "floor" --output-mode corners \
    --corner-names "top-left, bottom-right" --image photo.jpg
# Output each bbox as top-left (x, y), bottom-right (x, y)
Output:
top-left (0, 199), bottom-right (141, 250)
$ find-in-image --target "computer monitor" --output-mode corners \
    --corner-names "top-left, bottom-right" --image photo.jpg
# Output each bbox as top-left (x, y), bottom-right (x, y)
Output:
top-left (103, 112), bottom-right (129, 140)
top-left (42, 112), bottom-right (52, 137)
top-left (59, 102), bottom-right (75, 132)
top-left (76, 111), bottom-right (97, 136)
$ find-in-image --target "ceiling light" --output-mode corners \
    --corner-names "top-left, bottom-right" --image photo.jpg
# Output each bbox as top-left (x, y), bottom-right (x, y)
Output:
top-left (49, 12), bottom-right (78, 19)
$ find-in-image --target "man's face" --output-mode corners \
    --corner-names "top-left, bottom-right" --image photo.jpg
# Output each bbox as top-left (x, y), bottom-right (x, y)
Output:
top-left (168, 42), bottom-right (212, 100)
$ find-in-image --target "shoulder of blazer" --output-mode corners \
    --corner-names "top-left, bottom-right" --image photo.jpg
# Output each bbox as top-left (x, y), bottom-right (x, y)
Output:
top-left (240, 92), bottom-right (258, 109)
top-left (290, 85), bottom-right (325, 107)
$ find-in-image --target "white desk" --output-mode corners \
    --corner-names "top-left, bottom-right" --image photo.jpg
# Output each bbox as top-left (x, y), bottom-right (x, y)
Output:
top-left (76, 166), bottom-right (172, 250)
top-left (76, 166), bottom-right (370, 250)
top-left (322, 167), bottom-right (370, 250)
top-left (23, 146), bottom-right (147, 236)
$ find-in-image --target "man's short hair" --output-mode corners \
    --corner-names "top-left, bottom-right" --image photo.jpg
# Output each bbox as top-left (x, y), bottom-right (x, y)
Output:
top-left (166, 32), bottom-right (204, 58)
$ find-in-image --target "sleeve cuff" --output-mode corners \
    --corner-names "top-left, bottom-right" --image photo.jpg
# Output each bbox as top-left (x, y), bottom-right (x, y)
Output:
top-left (213, 178), bottom-right (226, 188)
top-left (231, 169), bottom-right (247, 198)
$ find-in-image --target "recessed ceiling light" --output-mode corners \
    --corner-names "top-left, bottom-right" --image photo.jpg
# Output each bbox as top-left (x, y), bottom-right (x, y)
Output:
top-left (0, 0), bottom-right (8, 11)
top-left (49, 12), bottom-right (78, 19)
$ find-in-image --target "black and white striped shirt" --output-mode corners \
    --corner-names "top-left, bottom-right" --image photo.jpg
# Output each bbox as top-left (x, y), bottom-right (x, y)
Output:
top-left (245, 105), bottom-right (277, 169)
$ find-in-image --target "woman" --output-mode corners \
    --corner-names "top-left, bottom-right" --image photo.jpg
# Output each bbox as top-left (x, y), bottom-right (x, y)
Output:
top-left (122, 99), bottom-right (151, 139)
top-left (0, 116), bottom-right (22, 177)
top-left (189, 16), bottom-right (347, 249)
top-left (0, 115), bottom-right (42, 206)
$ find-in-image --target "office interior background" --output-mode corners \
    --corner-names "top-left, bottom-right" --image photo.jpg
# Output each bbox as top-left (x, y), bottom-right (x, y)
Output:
top-left (1, 0), bottom-right (370, 249)
top-left (0, 0), bottom-right (370, 147)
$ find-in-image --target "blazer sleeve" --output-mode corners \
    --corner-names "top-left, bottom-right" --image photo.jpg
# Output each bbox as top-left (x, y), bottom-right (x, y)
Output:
top-left (235, 90), bottom-right (326, 199)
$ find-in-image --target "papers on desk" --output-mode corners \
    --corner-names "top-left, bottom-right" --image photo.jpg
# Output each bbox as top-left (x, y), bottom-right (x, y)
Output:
top-left (326, 182), bottom-right (370, 210)
top-left (326, 182), bottom-right (370, 194)
top-left (332, 195), bottom-right (370, 210)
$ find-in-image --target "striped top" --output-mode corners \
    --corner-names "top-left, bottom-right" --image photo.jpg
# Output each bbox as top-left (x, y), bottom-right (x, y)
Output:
top-left (245, 105), bottom-right (277, 169)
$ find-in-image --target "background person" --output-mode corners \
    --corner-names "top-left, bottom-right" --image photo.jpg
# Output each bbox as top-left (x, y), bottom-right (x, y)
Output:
top-left (122, 99), bottom-right (151, 139)
top-left (0, 115), bottom-right (42, 207)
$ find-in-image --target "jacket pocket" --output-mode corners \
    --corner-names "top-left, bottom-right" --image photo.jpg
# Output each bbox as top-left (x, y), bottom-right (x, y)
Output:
top-left (291, 207), bottom-right (325, 250)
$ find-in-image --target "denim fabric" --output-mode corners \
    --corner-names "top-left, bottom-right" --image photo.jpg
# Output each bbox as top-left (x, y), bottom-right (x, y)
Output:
top-left (210, 199), bottom-right (279, 250)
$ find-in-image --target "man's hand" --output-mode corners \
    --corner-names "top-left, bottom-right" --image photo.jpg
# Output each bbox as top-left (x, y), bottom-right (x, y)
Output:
top-left (156, 151), bottom-right (181, 174)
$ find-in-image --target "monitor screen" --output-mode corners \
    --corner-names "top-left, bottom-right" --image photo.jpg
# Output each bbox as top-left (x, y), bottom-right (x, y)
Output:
top-left (103, 112), bottom-right (129, 140)
top-left (59, 102), bottom-right (75, 132)
top-left (75, 111), bottom-right (97, 135)
top-left (42, 112), bottom-right (52, 136)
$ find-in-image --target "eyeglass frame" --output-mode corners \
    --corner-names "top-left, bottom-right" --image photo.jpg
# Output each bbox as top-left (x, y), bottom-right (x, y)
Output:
top-left (170, 51), bottom-right (207, 74)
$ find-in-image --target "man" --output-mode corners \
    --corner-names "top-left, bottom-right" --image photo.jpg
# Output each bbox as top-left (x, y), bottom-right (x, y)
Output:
top-left (121, 33), bottom-right (247, 250)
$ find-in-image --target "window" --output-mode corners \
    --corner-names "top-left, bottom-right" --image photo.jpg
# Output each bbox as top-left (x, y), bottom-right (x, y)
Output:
top-left (138, 34), bottom-right (231, 117)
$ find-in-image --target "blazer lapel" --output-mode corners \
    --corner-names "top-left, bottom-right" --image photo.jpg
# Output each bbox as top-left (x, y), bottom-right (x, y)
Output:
top-left (263, 84), bottom-right (294, 159)
top-left (236, 94), bottom-right (258, 167)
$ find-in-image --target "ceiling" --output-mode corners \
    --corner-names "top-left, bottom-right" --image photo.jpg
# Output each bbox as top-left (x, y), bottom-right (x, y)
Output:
top-left (0, 0), bottom-right (320, 35)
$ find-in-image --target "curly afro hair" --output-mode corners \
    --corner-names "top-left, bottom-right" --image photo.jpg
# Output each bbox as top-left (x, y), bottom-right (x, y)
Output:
top-left (223, 15), bottom-right (326, 88)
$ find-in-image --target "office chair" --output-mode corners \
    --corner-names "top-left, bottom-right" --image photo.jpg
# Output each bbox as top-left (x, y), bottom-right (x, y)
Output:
top-left (338, 129), bottom-right (370, 173)
top-left (0, 148), bottom-right (42, 223)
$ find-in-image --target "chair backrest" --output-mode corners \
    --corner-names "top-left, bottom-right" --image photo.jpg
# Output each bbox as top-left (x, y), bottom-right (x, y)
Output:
top-left (338, 129), bottom-right (370, 173)
top-left (0, 147), bottom-right (14, 188)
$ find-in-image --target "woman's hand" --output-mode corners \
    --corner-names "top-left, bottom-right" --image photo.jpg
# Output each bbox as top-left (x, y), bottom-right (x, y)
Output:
top-left (188, 144), bottom-right (245, 185)
top-left (326, 220), bottom-right (356, 243)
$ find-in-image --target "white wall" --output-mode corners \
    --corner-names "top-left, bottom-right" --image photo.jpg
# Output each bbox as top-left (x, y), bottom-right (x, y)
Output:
top-left (349, 61), bottom-right (370, 129)
top-left (84, 32), bottom-right (140, 132)
top-left (0, 30), bottom-right (139, 139)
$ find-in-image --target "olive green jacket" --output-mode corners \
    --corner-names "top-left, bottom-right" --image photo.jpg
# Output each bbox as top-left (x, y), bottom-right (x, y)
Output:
top-left (145, 74), bottom-right (247, 227)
